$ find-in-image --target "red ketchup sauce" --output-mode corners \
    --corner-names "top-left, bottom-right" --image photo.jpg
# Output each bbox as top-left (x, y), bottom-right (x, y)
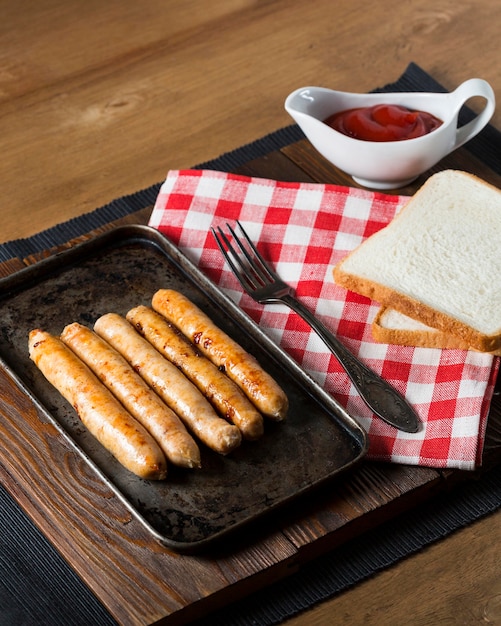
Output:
top-left (324, 104), bottom-right (443, 142)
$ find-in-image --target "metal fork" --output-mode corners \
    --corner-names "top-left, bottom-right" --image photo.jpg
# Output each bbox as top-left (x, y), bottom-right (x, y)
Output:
top-left (212, 221), bottom-right (420, 433)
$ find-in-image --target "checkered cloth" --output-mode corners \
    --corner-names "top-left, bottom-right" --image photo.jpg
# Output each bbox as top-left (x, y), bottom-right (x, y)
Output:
top-left (149, 169), bottom-right (499, 470)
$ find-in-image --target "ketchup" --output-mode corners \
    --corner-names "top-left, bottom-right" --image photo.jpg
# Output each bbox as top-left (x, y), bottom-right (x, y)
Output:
top-left (324, 104), bottom-right (442, 142)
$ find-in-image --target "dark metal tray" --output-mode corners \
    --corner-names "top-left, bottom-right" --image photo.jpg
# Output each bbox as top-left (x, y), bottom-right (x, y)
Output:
top-left (0, 225), bottom-right (368, 553)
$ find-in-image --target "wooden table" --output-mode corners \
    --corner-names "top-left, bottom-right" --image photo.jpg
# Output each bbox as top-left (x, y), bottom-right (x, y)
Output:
top-left (2, 2), bottom-right (501, 624)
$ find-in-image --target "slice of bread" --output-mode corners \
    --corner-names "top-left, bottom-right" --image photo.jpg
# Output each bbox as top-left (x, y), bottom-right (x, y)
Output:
top-left (372, 307), bottom-right (501, 354)
top-left (333, 170), bottom-right (501, 353)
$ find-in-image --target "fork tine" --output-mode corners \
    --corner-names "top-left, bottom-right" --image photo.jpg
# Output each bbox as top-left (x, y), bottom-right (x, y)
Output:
top-left (212, 221), bottom-right (283, 296)
top-left (211, 226), bottom-right (246, 288)
top-left (211, 226), bottom-right (259, 292)
top-left (225, 222), bottom-right (270, 286)
top-left (234, 221), bottom-right (279, 282)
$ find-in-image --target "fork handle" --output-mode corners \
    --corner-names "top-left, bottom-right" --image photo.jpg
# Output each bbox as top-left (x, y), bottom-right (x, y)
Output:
top-left (279, 294), bottom-right (420, 433)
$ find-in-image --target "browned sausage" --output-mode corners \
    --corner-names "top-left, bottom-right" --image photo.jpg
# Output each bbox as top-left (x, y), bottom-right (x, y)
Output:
top-left (126, 305), bottom-right (265, 440)
top-left (28, 329), bottom-right (167, 480)
top-left (152, 289), bottom-right (288, 420)
top-left (60, 322), bottom-right (201, 469)
top-left (94, 313), bottom-right (242, 455)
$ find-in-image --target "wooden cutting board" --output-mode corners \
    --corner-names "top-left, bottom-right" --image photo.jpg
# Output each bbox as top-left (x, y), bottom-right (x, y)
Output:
top-left (0, 138), bottom-right (500, 625)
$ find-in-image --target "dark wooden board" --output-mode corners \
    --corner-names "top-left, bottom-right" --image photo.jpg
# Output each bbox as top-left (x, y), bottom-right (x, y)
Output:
top-left (0, 139), bottom-right (499, 625)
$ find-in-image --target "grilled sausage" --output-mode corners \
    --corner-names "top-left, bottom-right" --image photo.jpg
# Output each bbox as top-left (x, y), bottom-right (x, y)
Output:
top-left (152, 289), bottom-right (288, 420)
top-left (126, 305), bottom-right (265, 440)
top-left (60, 322), bottom-right (201, 469)
top-left (28, 329), bottom-right (167, 480)
top-left (94, 313), bottom-right (242, 455)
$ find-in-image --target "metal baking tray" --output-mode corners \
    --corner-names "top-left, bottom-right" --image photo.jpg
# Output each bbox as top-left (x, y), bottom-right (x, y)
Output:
top-left (0, 225), bottom-right (368, 553)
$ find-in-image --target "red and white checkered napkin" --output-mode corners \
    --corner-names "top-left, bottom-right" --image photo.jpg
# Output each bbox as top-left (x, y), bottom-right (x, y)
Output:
top-left (149, 169), bottom-right (500, 470)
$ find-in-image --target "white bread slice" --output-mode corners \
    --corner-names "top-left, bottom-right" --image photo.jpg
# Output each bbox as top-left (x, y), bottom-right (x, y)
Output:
top-left (333, 170), bottom-right (501, 353)
top-left (372, 307), bottom-right (501, 354)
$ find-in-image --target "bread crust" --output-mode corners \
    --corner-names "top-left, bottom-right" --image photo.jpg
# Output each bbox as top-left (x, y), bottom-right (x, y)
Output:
top-left (333, 269), bottom-right (501, 353)
top-left (371, 307), bottom-right (501, 354)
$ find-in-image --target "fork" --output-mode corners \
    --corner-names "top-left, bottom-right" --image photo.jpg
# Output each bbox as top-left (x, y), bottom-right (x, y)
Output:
top-left (212, 221), bottom-right (420, 433)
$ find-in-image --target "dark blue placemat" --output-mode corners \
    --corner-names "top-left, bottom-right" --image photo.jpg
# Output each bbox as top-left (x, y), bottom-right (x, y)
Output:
top-left (1, 62), bottom-right (501, 626)
top-left (0, 484), bottom-right (116, 626)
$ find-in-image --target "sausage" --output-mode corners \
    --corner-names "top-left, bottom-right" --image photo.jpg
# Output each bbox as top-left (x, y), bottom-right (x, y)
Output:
top-left (28, 329), bottom-right (167, 480)
top-left (126, 306), bottom-right (265, 440)
top-left (60, 323), bottom-right (201, 469)
top-left (94, 313), bottom-right (242, 455)
top-left (151, 289), bottom-right (288, 421)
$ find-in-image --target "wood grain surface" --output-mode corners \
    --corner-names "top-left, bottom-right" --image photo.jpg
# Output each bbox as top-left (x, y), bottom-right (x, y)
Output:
top-left (2, 1), bottom-right (501, 625)
top-left (2, 0), bottom-right (501, 245)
